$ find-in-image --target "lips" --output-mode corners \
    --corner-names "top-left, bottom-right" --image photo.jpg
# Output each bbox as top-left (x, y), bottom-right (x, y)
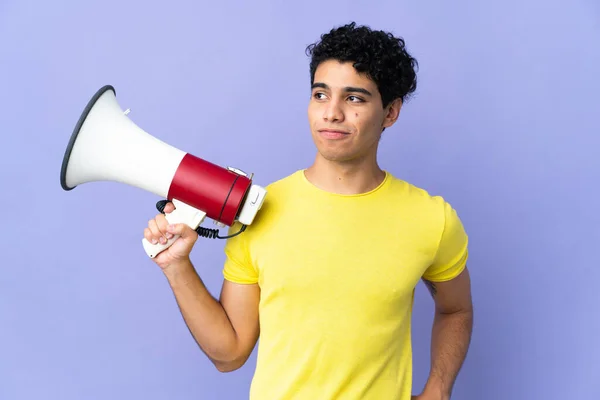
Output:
top-left (318, 129), bottom-right (351, 140)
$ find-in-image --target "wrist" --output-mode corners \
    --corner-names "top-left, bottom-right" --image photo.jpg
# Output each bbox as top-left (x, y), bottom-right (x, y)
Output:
top-left (162, 257), bottom-right (195, 282)
top-left (422, 379), bottom-right (451, 400)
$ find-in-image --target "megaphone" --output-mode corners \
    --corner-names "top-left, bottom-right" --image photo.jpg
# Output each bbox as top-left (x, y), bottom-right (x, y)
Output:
top-left (60, 85), bottom-right (267, 258)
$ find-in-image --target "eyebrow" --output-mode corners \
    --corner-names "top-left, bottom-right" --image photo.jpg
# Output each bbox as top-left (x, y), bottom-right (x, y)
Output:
top-left (311, 82), bottom-right (373, 97)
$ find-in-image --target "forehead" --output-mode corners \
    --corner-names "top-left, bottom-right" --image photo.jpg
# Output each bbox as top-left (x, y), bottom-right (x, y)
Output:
top-left (313, 60), bottom-right (378, 91)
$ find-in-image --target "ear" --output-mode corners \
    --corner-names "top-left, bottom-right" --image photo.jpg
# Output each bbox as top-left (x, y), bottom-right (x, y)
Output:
top-left (382, 98), bottom-right (403, 129)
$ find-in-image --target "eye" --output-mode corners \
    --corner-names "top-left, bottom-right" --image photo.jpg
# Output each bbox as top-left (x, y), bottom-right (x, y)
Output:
top-left (348, 95), bottom-right (364, 103)
top-left (313, 92), bottom-right (327, 100)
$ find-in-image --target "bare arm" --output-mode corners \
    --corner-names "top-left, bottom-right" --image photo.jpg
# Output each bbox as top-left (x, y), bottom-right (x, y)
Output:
top-left (419, 267), bottom-right (473, 399)
top-left (144, 201), bottom-right (260, 373)
top-left (164, 261), bottom-right (260, 372)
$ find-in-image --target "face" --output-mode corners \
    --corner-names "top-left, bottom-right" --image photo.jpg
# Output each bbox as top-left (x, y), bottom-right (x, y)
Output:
top-left (307, 60), bottom-right (402, 164)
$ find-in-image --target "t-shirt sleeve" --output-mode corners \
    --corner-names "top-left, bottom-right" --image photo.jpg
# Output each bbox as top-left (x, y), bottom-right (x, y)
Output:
top-left (222, 222), bottom-right (259, 284)
top-left (422, 199), bottom-right (469, 282)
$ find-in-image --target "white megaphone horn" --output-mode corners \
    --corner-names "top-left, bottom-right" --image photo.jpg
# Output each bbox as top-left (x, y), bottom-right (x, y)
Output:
top-left (60, 85), bottom-right (267, 258)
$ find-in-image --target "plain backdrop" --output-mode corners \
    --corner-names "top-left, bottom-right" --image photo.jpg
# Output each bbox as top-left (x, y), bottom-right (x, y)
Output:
top-left (1, 0), bottom-right (598, 399)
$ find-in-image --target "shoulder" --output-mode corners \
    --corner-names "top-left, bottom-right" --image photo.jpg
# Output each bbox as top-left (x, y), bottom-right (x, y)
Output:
top-left (263, 170), bottom-right (304, 193)
top-left (236, 170), bottom-right (302, 230)
top-left (385, 174), bottom-right (469, 280)
top-left (385, 172), bottom-right (453, 217)
top-left (254, 171), bottom-right (302, 211)
top-left (384, 173), bottom-right (467, 247)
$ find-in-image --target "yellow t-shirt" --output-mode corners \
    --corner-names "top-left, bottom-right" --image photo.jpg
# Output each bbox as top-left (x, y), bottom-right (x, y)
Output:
top-left (222, 170), bottom-right (468, 400)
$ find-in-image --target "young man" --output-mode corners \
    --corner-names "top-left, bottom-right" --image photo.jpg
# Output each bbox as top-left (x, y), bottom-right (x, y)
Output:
top-left (143, 22), bottom-right (473, 400)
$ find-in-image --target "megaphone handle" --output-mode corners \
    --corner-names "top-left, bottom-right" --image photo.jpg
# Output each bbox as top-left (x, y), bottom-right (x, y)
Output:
top-left (141, 199), bottom-right (207, 259)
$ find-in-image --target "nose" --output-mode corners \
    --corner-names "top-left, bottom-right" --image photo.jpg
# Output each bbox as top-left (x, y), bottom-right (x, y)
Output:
top-left (323, 98), bottom-right (344, 122)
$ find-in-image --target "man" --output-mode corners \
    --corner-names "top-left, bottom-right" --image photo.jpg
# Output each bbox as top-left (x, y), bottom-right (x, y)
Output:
top-left (143, 22), bottom-right (473, 400)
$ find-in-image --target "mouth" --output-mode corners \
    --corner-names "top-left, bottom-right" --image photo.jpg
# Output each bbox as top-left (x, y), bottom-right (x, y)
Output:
top-left (318, 129), bottom-right (352, 139)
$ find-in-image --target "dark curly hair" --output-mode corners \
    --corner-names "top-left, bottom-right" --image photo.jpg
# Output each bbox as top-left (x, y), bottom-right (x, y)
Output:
top-left (305, 22), bottom-right (418, 108)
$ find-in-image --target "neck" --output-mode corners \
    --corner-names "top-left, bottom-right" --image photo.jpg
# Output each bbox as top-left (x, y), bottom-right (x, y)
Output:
top-left (304, 154), bottom-right (386, 195)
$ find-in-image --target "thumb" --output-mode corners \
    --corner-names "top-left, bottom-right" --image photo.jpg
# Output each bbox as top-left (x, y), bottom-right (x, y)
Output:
top-left (166, 223), bottom-right (197, 239)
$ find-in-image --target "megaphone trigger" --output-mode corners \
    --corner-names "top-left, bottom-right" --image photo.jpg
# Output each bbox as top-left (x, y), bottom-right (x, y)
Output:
top-left (156, 199), bottom-right (170, 214)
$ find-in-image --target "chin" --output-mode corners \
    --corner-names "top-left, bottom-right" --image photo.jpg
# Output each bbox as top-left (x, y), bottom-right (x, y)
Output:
top-left (312, 136), bottom-right (357, 161)
top-left (316, 149), bottom-right (355, 163)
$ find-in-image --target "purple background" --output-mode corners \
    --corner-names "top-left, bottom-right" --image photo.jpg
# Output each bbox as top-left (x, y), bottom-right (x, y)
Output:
top-left (1, 0), bottom-right (599, 399)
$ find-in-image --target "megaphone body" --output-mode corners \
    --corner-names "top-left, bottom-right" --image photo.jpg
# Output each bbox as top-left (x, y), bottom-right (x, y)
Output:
top-left (61, 85), bottom-right (267, 258)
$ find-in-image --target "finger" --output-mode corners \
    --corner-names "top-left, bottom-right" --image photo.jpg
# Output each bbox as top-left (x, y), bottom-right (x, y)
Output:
top-left (155, 200), bottom-right (170, 214)
top-left (143, 228), bottom-right (157, 244)
top-left (148, 219), bottom-right (167, 244)
top-left (163, 201), bottom-right (175, 214)
top-left (155, 213), bottom-right (175, 239)
top-left (155, 213), bottom-right (168, 232)
top-left (166, 223), bottom-right (197, 239)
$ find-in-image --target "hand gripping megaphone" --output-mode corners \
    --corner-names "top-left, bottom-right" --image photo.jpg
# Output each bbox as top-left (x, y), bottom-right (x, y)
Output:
top-left (60, 85), bottom-right (267, 258)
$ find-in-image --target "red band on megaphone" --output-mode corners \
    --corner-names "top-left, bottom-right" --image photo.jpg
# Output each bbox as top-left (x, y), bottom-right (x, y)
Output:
top-left (167, 153), bottom-right (252, 226)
